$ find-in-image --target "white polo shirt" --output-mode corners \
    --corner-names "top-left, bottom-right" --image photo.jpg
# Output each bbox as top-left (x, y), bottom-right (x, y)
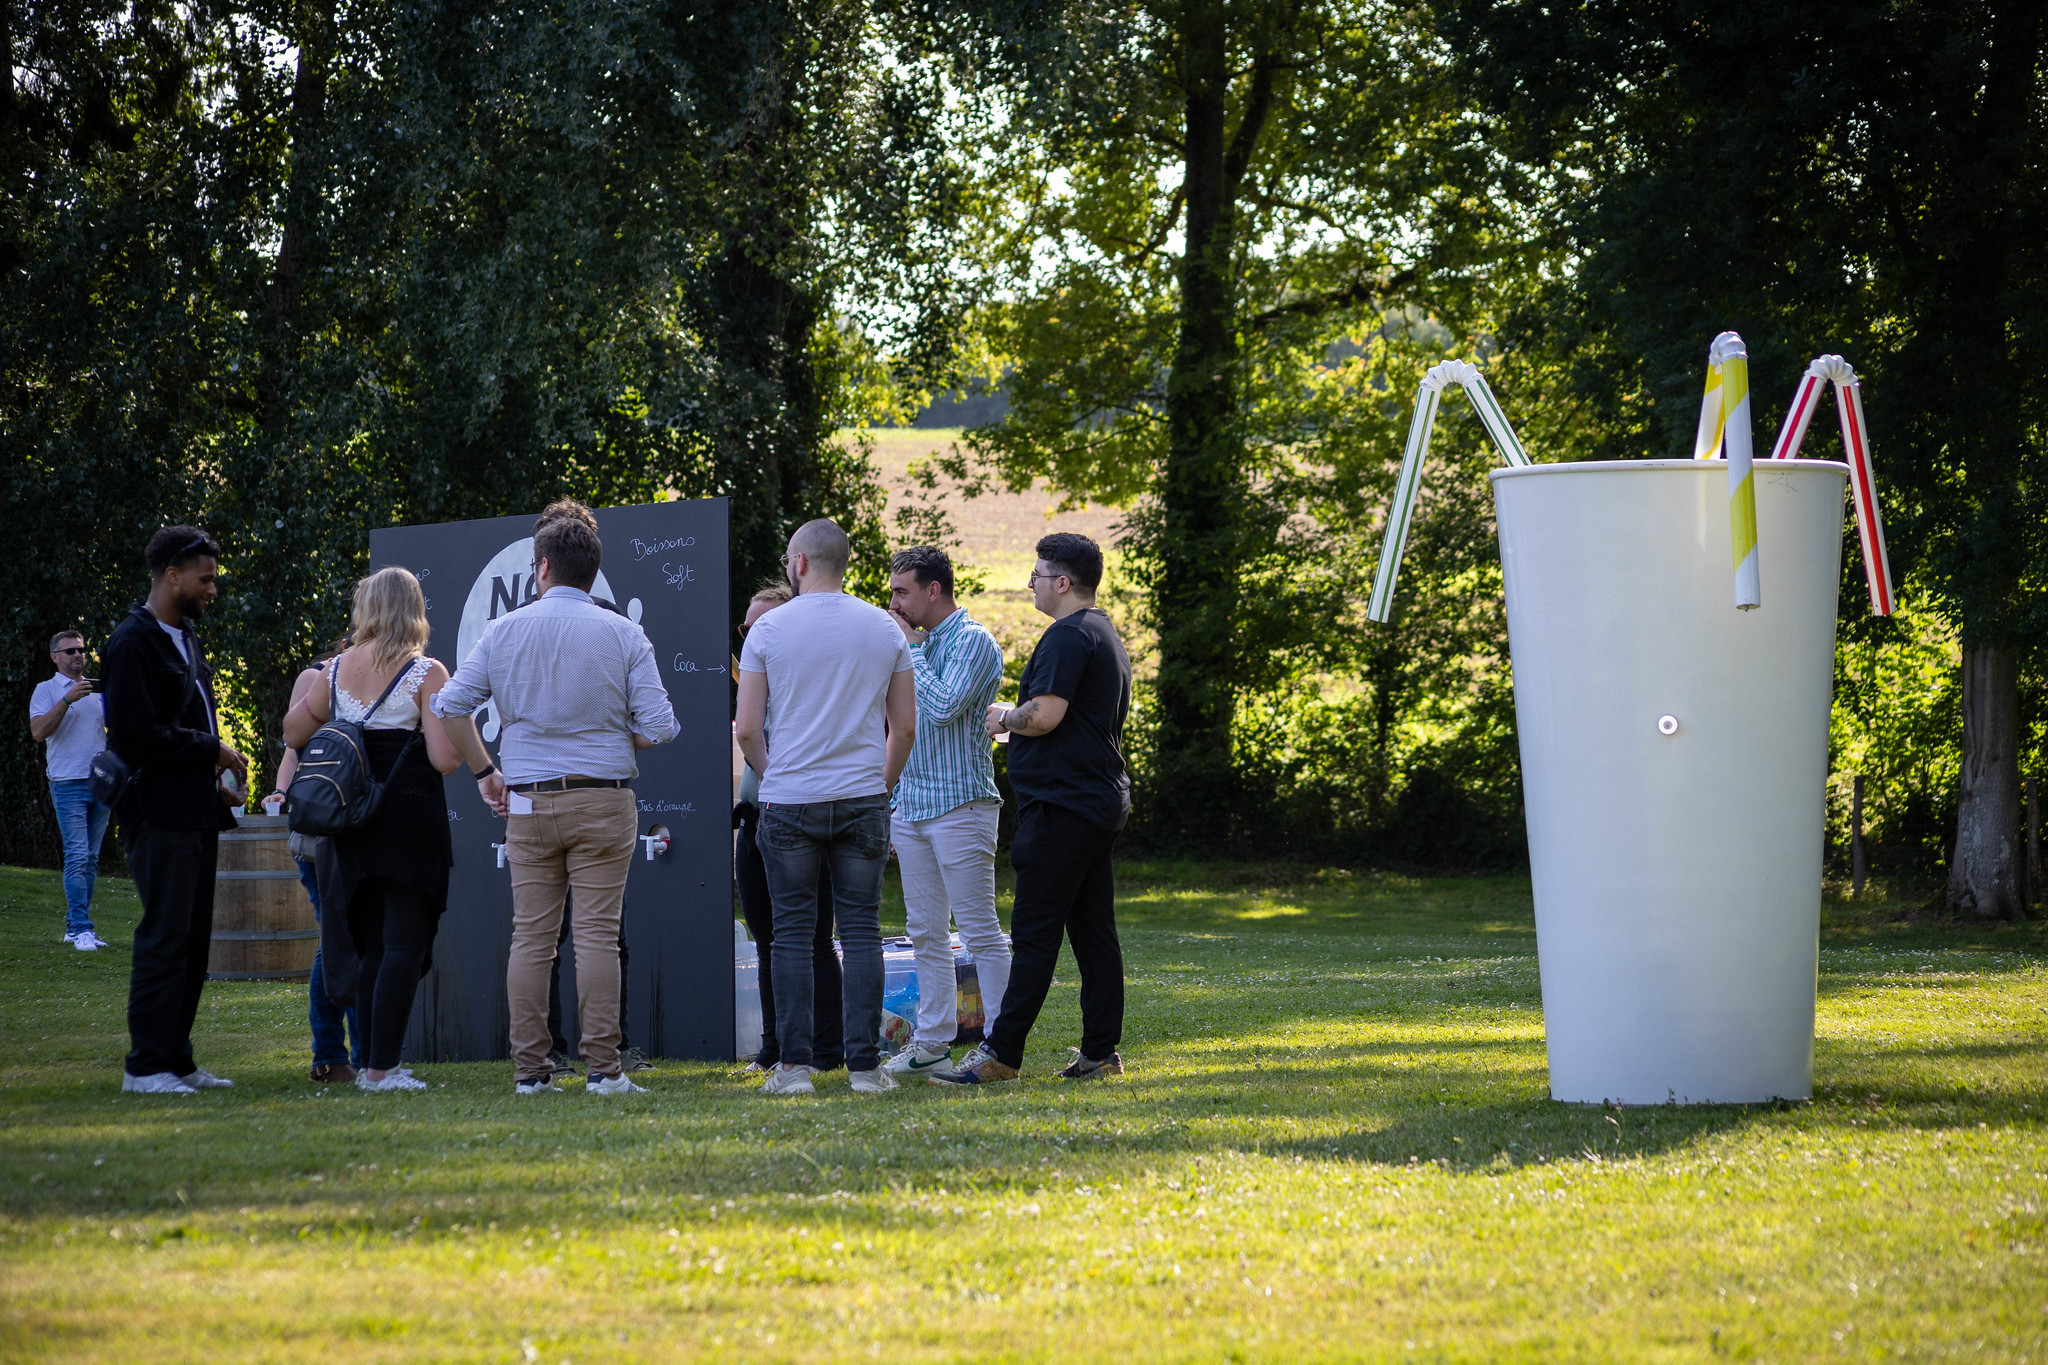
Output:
top-left (30, 674), bottom-right (105, 781)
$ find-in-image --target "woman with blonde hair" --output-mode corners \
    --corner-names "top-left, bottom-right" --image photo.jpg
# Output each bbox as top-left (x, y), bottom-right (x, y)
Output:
top-left (284, 567), bottom-right (472, 1092)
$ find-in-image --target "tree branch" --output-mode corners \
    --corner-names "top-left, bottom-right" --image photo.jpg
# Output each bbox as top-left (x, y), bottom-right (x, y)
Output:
top-left (1243, 268), bottom-right (1418, 334)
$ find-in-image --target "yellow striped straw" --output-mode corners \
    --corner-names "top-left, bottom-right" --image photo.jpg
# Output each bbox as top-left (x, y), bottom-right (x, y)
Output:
top-left (1693, 331), bottom-right (1761, 610)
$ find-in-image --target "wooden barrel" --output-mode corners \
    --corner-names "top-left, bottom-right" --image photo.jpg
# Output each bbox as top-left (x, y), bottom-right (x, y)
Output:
top-left (209, 813), bottom-right (317, 980)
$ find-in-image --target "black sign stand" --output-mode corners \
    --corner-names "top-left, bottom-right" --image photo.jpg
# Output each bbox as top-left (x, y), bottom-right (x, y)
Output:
top-left (369, 498), bottom-right (733, 1063)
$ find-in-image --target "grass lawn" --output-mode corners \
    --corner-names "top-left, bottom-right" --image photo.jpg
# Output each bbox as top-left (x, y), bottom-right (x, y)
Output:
top-left (1, 861), bottom-right (2043, 1363)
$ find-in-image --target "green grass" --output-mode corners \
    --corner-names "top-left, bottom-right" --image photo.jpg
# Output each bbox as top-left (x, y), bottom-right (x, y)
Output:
top-left (1, 861), bottom-right (2043, 1363)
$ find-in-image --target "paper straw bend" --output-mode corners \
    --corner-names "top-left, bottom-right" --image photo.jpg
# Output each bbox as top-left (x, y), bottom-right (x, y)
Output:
top-left (1367, 359), bottom-right (1531, 624)
top-left (1766, 353), bottom-right (1894, 615)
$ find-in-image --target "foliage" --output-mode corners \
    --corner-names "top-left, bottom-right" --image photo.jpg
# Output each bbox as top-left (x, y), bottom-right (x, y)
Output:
top-left (909, 0), bottom-right (1541, 857)
top-left (2, 861), bottom-right (2044, 1358)
top-left (0, 0), bottom-right (973, 856)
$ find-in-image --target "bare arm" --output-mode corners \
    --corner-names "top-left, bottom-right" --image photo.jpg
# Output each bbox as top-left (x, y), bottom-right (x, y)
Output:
top-left (414, 662), bottom-right (461, 775)
top-left (986, 693), bottom-right (1069, 738)
top-left (29, 680), bottom-right (91, 742)
top-left (734, 670), bottom-right (769, 778)
top-left (272, 667), bottom-right (325, 793)
top-left (281, 665), bottom-right (331, 749)
top-left (883, 669), bottom-right (917, 789)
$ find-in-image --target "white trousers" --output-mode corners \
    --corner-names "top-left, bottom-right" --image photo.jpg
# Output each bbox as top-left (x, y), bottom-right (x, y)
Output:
top-left (891, 800), bottom-right (1009, 1047)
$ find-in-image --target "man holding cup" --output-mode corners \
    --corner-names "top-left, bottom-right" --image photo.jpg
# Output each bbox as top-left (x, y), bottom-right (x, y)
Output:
top-left (933, 533), bottom-right (1131, 1087)
top-left (31, 630), bottom-right (110, 950)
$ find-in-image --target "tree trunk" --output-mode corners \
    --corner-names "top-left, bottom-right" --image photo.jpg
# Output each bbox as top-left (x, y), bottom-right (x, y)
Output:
top-left (1150, 0), bottom-right (1243, 846)
top-left (1945, 646), bottom-right (2023, 919)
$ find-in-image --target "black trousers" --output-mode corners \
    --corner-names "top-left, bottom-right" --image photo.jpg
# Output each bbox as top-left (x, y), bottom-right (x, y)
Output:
top-left (346, 879), bottom-right (438, 1073)
top-left (735, 802), bottom-right (842, 1070)
top-left (122, 819), bottom-right (219, 1077)
top-left (986, 801), bottom-right (1122, 1069)
top-left (548, 896), bottom-right (631, 1055)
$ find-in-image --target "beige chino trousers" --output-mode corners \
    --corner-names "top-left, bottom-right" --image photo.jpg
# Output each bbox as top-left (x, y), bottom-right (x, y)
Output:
top-left (506, 787), bottom-right (637, 1081)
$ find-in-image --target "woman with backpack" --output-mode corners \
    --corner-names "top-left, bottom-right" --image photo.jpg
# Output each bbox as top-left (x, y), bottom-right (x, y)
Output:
top-left (283, 567), bottom-right (469, 1092)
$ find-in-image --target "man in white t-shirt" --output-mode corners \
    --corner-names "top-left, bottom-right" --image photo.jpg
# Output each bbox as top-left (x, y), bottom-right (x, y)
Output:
top-left (29, 630), bottom-right (110, 950)
top-left (735, 518), bottom-right (916, 1096)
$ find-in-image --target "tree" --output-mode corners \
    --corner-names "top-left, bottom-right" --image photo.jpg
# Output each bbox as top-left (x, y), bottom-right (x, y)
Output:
top-left (1442, 0), bottom-right (2048, 916)
top-left (2, 0), bottom-right (954, 845)
top-left (915, 0), bottom-right (1528, 848)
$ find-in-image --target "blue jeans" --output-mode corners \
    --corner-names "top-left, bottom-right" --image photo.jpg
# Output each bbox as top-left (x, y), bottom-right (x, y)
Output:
top-left (298, 857), bottom-right (362, 1069)
top-left (757, 795), bottom-right (890, 1072)
top-left (49, 779), bottom-right (109, 937)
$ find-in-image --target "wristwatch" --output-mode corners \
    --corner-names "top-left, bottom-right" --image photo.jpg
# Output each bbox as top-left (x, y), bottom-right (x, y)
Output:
top-left (475, 763), bottom-right (497, 780)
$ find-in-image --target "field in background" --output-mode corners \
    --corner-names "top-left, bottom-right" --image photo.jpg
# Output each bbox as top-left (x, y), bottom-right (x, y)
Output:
top-left (852, 429), bottom-right (1144, 677)
top-left (2, 863), bottom-right (2042, 1363)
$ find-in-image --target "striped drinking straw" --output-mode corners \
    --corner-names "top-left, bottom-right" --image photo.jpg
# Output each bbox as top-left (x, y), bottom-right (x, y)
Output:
top-left (1693, 332), bottom-right (1762, 610)
top-left (1766, 354), bottom-right (1895, 616)
top-left (1366, 360), bottom-right (1531, 624)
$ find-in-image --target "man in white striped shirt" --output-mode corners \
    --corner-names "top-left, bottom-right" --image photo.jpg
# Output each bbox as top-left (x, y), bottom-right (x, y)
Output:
top-left (884, 546), bottom-right (1011, 1076)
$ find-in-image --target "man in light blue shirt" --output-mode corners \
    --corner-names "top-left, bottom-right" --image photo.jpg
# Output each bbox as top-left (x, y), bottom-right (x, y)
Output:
top-left (884, 546), bottom-right (1011, 1076)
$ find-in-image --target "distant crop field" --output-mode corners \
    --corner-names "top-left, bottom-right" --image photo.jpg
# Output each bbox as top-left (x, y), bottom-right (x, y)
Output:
top-left (850, 429), bottom-right (1148, 678)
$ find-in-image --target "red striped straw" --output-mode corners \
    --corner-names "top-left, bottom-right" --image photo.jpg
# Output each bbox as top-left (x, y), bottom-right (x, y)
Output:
top-left (1766, 355), bottom-right (1894, 616)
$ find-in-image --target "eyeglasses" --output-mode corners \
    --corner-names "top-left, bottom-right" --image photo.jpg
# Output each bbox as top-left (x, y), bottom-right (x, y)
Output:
top-left (54, 646), bottom-right (85, 655)
top-left (1028, 570), bottom-right (1065, 587)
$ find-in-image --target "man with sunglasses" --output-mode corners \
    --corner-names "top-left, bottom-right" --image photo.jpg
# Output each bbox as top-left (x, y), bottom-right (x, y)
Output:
top-left (934, 532), bottom-right (1131, 1087)
top-left (102, 526), bottom-right (249, 1094)
top-left (30, 630), bottom-right (110, 950)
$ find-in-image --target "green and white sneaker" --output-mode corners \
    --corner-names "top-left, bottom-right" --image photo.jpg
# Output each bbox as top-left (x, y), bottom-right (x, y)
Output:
top-left (884, 1041), bottom-right (953, 1076)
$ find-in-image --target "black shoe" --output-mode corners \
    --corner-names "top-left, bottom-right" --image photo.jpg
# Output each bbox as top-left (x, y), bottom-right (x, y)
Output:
top-left (621, 1046), bottom-right (653, 1073)
top-left (547, 1049), bottom-right (577, 1080)
top-left (1057, 1048), bottom-right (1124, 1080)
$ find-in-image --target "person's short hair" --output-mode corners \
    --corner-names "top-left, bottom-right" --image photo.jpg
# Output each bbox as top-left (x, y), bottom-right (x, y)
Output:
top-left (536, 498), bottom-right (598, 533)
top-left (1035, 532), bottom-right (1103, 593)
top-left (351, 567), bottom-right (430, 674)
top-left (50, 630), bottom-right (83, 653)
top-left (534, 512), bottom-right (602, 590)
top-left (890, 545), bottom-right (954, 598)
top-left (789, 518), bottom-right (850, 579)
top-left (750, 580), bottom-right (794, 607)
top-left (146, 525), bottom-right (221, 576)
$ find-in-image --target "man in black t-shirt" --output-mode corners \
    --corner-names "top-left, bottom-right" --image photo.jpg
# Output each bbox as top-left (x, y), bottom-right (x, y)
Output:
top-left (931, 532), bottom-right (1132, 1086)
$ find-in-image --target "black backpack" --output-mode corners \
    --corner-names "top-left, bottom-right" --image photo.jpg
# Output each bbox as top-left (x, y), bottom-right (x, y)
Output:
top-left (286, 659), bottom-right (422, 837)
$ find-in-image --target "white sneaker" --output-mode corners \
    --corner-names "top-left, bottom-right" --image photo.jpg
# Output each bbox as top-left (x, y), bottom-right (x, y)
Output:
top-left (61, 931), bottom-right (79, 945)
top-left (122, 1072), bottom-right (197, 1095)
top-left (515, 1077), bottom-right (561, 1096)
top-left (587, 1072), bottom-right (646, 1096)
top-left (884, 1041), bottom-right (953, 1076)
top-left (761, 1065), bottom-right (816, 1096)
top-left (72, 932), bottom-right (106, 952)
top-left (180, 1067), bottom-right (234, 1089)
top-left (357, 1071), bottom-right (428, 1092)
top-left (849, 1067), bottom-right (899, 1095)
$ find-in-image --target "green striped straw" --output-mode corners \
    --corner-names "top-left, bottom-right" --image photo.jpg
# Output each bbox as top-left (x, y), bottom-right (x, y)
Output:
top-left (1367, 361), bottom-right (1532, 624)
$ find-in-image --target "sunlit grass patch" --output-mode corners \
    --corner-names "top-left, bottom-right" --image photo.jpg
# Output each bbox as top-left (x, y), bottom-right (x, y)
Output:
top-left (0, 861), bottom-right (2043, 1363)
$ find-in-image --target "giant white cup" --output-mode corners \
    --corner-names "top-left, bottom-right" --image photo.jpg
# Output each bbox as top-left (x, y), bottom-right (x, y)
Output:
top-left (1491, 459), bottom-right (1847, 1104)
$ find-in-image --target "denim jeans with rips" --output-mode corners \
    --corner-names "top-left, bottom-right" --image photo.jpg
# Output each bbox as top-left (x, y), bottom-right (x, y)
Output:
top-left (49, 779), bottom-right (109, 938)
top-left (756, 794), bottom-right (890, 1073)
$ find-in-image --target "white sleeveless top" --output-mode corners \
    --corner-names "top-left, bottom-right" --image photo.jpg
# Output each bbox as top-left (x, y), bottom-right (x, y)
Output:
top-left (332, 656), bottom-right (431, 730)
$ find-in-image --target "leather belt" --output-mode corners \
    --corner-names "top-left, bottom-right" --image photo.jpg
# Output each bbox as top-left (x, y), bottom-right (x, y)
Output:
top-left (507, 777), bottom-right (630, 794)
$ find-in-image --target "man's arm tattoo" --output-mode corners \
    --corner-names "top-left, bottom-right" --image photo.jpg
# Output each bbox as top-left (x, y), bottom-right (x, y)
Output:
top-left (1005, 700), bottom-right (1041, 732)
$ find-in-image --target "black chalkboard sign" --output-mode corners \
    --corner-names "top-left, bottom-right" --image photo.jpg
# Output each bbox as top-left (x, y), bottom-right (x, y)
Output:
top-left (369, 498), bottom-right (733, 1063)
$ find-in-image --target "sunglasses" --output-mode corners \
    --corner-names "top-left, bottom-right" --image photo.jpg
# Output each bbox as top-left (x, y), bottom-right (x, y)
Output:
top-left (54, 646), bottom-right (86, 655)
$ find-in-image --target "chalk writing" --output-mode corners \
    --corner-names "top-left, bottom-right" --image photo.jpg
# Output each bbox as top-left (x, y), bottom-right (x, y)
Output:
top-left (636, 800), bottom-right (696, 818)
top-left (671, 656), bottom-right (729, 676)
top-left (632, 535), bottom-right (696, 561)
top-left (661, 561), bottom-right (697, 589)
